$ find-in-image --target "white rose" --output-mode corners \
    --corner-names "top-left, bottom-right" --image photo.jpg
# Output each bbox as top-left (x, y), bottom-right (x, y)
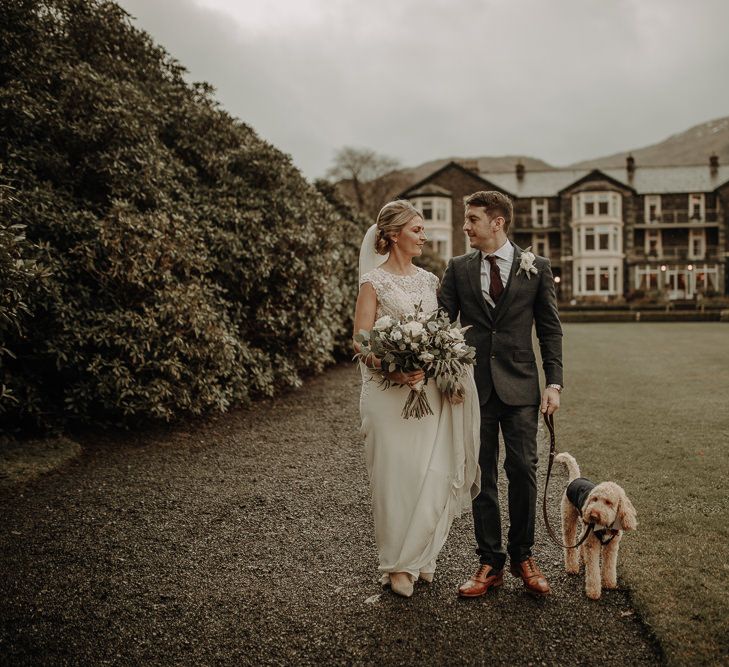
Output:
top-left (391, 330), bottom-right (403, 341)
top-left (401, 321), bottom-right (424, 337)
top-left (520, 251), bottom-right (536, 267)
top-left (419, 352), bottom-right (435, 363)
top-left (373, 315), bottom-right (393, 331)
top-left (518, 247), bottom-right (538, 278)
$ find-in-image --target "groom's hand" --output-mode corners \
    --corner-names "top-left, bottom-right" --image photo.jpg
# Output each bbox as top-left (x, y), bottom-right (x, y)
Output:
top-left (540, 387), bottom-right (561, 416)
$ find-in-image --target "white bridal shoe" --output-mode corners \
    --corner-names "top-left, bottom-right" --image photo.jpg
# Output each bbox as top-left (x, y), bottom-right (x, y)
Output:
top-left (389, 572), bottom-right (415, 598)
top-left (419, 559), bottom-right (436, 583)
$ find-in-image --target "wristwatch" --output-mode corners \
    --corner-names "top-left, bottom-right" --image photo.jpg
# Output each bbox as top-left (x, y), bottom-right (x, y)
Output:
top-left (546, 383), bottom-right (563, 393)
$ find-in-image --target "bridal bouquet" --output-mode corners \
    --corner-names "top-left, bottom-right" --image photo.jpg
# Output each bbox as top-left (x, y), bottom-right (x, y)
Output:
top-left (354, 304), bottom-right (476, 419)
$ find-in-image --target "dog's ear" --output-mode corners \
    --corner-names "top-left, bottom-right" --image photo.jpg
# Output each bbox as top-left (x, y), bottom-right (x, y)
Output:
top-left (618, 490), bottom-right (638, 531)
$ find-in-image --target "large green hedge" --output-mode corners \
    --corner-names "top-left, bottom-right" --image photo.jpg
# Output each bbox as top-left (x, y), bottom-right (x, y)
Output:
top-left (0, 0), bottom-right (368, 429)
top-left (0, 184), bottom-right (49, 411)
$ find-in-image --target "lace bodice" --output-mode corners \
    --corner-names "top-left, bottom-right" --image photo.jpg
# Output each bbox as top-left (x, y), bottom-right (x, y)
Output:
top-left (359, 266), bottom-right (439, 320)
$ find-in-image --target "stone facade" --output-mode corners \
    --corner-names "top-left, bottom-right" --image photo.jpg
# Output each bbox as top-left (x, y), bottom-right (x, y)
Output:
top-left (399, 159), bottom-right (729, 302)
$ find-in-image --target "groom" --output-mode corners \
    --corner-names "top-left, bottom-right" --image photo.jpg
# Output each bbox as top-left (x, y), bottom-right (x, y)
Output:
top-left (438, 191), bottom-right (563, 597)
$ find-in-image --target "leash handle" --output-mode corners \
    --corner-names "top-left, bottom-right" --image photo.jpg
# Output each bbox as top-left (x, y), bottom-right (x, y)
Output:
top-left (542, 411), bottom-right (593, 549)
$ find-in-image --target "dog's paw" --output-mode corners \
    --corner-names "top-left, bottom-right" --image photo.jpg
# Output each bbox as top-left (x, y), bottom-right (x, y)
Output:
top-left (585, 587), bottom-right (602, 600)
top-left (602, 578), bottom-right (618, 590)
top-left (565, 562), bottom-right (580, 575)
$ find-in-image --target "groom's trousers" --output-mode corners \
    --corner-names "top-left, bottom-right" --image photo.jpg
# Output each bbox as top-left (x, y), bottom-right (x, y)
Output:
top-left (473, 389), bottom-right (538, 570)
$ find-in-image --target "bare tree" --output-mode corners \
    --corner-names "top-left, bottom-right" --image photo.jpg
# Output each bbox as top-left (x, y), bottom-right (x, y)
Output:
top-left (327, 147), bottom-right (404, 218)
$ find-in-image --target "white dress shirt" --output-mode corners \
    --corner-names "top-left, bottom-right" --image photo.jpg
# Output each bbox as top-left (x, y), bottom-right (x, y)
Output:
top-left (480, 240), bottom-right (514, 308)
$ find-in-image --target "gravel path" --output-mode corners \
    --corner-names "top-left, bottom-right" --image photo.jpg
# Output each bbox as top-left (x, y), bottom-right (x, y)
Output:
top-left (0, 364), bottom-right (663, 666)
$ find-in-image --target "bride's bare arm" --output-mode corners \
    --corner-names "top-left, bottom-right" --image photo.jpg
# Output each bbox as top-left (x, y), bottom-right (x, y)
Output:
top-left (353, 283), bottom-right (424, 386)
top-left (353, 283), bottom-right (380, 368)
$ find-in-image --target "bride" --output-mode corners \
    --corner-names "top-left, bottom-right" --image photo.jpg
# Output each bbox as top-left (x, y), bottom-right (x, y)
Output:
top-left (354, 200), bottom-right (481, 598)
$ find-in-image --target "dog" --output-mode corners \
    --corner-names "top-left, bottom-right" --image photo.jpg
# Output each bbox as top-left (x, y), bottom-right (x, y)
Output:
top-left (555, 452), bottom-right (638, 600)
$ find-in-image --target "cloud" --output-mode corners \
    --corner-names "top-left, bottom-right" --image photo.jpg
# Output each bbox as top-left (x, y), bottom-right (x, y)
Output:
top-left (117, 0), bottom-right (729, 178)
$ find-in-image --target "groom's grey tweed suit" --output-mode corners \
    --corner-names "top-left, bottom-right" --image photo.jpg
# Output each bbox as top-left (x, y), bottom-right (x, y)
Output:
top-left (438, 242), bottom-right (563, 569)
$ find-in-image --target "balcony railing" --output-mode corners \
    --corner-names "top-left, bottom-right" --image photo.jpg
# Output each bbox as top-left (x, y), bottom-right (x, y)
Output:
top-left (630, 246), bottom-right (720, 261)
top-left (643, 210), bottom-right (719, 224)
top-left (513, 216), bottom-right (561, 230)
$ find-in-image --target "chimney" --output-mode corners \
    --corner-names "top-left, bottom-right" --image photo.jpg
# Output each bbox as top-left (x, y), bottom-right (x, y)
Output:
top-left (626, 154), bottom-right (635, 175)
top-left (710, 154), bottom-right (719, 175)
top-left (516, 162), bottom-right (525, 180)
top-left (458, 159), bottom-right (480, 174)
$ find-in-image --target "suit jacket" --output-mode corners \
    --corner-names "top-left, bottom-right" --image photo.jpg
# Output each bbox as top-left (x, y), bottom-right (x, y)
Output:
top-left (438, 243), bottom-right (563, 406)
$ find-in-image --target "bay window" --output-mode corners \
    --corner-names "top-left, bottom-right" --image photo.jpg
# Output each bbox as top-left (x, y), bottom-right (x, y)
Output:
top-left (410, 196), bottom-right (453, 261)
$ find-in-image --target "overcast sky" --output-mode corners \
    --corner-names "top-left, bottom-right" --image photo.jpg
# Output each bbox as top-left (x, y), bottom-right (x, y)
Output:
top-left (116, 0), bottom-right (729, 179)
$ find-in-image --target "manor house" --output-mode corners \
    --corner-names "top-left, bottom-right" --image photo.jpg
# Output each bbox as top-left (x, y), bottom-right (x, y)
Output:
top-left (399, 157), bottom-right (729, 302)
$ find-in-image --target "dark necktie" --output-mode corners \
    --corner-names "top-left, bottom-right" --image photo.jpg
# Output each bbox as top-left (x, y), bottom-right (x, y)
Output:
top-left (485, 255), bottom-right (504, 303)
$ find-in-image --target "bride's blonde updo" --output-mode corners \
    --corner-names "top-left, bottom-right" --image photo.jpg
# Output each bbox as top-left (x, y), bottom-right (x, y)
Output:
top-left (374, 200), bottom-right (422, 255)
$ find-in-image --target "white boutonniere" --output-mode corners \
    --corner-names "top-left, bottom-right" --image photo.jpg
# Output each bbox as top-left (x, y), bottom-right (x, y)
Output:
top-left (517, 246), bottom-right (538, 279)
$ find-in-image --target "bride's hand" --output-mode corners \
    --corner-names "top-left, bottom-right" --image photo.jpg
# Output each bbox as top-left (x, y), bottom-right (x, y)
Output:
top-left (387, 369), bottom-right (425, 388)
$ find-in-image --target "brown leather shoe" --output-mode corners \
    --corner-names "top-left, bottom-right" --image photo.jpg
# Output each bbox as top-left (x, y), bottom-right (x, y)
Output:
top-left (509, 557), bottom-right (551, 597)
top-left (458, 564), bottom-right (504, 598)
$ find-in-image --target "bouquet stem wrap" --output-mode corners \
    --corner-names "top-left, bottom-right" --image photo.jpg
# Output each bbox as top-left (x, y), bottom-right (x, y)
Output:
top-left (401, 380), bottom-right (433, 420)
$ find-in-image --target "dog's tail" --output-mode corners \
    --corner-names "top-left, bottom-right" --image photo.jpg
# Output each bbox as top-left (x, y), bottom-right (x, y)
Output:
top-left (554, 452), bottom-right (581, 482)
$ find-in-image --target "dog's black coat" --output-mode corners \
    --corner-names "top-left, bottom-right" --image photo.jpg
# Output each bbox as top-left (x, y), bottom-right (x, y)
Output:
top-left (566, 477), bottom-right (596, 512)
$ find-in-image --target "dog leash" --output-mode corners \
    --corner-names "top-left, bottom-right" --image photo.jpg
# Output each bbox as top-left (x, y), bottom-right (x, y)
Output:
top-left (542, 412), bottom-right (594, 549)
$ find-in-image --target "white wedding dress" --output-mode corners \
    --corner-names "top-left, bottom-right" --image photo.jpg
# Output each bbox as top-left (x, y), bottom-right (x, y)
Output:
top-left (359, 266), bottom-right (481, 584)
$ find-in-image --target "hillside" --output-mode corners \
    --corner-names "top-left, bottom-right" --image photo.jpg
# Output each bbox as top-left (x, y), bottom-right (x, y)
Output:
top-left (569, 116), bottom-right (729, 168)
top-left (364, 117), bottom-right (729, 205)
top-left (392, 116), bottom-right (729, 194)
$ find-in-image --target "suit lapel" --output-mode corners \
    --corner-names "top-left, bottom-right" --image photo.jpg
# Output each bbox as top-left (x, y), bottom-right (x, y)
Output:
top-left (467, 250), bottom-right (493, 323)
top-left (493, 243), bottom-right (523, 323)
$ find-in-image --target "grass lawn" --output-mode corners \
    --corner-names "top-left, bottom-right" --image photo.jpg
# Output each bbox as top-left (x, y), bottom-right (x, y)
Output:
top-left (0, 436), bottom-right (81, 488)
top-left (552, 323), bottom-right (729, 665)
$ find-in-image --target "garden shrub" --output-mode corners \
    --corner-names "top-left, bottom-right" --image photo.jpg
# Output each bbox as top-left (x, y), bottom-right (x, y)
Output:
top-left (0, 0), bottom-right (368, 429)
top-left (0, 183), bottom-right (50, 414)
